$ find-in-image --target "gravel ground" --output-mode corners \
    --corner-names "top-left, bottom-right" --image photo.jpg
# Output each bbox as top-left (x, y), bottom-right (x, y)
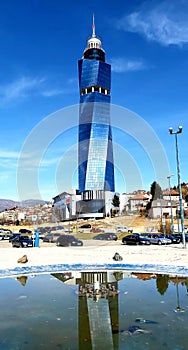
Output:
top-left (0, 238), bottom-right (188, 275)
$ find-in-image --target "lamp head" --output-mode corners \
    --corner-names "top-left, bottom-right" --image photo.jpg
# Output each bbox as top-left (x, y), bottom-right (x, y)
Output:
top-left (178, 126), bottom-right (183, 133)
top-left (169, 127), bottom-right (173, 134)
top-left (167, 174), bottom-right (174, 179)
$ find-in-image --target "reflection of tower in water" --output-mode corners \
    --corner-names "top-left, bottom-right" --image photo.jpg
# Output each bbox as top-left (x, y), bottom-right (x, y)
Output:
top-left (51, 271), bottom-right (122, 349)
top-left (77, 271), bottom-right (121, 350)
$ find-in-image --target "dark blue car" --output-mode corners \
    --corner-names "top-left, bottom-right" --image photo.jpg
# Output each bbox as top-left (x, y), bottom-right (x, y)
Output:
top-left (93, 233), bottom-right (118, 241)
top-left (175, 233), bottom-right (188, 243)
top-left (12, 235), bottom-right (33, 248)
top-left (122, 234), bottom-right (151, 245)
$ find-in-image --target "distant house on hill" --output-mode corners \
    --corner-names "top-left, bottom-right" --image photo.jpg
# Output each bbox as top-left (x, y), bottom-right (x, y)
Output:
top-left (149, 199), bottom-right (177, 219)
top-left (119, 193), bottom-right (132, 213)
top-left (163, 190), bottom-right (179, 201)
top-left (128, 194), bottom-right (150, 212)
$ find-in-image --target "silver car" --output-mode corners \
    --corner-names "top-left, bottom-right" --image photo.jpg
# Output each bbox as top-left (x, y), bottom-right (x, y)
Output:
top-left (146, 234), bottom-right (171, 245)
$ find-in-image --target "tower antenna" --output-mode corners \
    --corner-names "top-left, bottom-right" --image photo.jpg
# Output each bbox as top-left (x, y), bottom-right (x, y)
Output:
top-left (92, 13), bottom-right (96, 37)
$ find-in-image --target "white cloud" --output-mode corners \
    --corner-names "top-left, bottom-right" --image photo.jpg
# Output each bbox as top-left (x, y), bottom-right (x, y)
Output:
top-left (0, 150), bottom-right (20, 170)
top-left (0, 76), bottom-right (45, 104)
top-left (41, 87), bottom-right (75, 97)
top-left (0, 150), bottom-right (20, 158)
top-left (117, 1), bottom-right (188, 46)
top-left (110, 57), bottom-right (147, 73)
top-left (0, 75), bottom-right (76, 105)
top-left (41, 89), bottom-right (64, 97)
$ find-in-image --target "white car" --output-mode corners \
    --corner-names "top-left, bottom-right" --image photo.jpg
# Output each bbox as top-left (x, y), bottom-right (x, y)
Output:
top-left (115, 226), bottom-right (133, 233)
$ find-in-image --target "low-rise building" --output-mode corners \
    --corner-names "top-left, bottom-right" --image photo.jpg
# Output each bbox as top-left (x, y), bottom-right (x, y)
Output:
top-left (119, 193), bottom-right (132, 214)
top-left (52, 190), bottom-right (81, 222)
top-left (128, 193), bottom-right (150, 212)
top-left (149, 199), bottom-right (177, 219)
top-left (163, 190), bottom-right (179, 201)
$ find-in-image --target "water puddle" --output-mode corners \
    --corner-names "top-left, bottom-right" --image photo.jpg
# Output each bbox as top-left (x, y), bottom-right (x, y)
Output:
top-left (0, 271), bottom-right (188, 349)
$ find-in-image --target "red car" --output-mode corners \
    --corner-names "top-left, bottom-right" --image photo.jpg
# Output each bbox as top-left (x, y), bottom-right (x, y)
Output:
top-left (90, 228), bottom-right (105, 233)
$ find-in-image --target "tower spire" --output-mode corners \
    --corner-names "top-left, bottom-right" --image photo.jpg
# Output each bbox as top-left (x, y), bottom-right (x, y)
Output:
top-left (83, 15), bottom-right (105, 60)
top-left (92, 13), bottom-right (96, 37)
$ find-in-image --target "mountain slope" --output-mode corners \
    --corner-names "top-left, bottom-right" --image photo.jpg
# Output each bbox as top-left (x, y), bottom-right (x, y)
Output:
top-left (0, 199), bottom-right (48, 212)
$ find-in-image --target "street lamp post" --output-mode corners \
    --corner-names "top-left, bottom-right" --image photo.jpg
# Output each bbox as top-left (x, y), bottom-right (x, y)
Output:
top-left (167, 174), bottom-right (174, 234)
top-left (169, 126), bottom-right (186, 248)
top-left (175, 276), bottom-right (185, 312)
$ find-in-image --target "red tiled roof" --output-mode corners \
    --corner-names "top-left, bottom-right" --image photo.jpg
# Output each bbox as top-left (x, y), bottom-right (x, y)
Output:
top-left (163, 190), bottom-right (179, 195)
top-left (129, 194), bottom-right (149, 200)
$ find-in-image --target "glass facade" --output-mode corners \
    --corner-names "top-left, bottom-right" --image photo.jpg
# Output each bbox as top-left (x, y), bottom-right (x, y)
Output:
top-left (78, 29), bottom-right (115, 196)
top-left (77, 199), bottom-right (105, 214)
top-left (83, 47), bottom-right (105, 61)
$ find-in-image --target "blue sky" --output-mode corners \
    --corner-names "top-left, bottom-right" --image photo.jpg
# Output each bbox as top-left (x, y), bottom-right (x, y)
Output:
top-left (1, 0), bottom-right (188, 200)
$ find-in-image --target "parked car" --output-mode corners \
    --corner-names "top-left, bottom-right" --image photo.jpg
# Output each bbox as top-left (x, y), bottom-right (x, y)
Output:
top-left (175, 233), bottom-right (188, 242)
top-left (9, 233), bottom-right (21, 242)
top-left (115, 226), bottom-right (133, 233)
top-left (0, 228), bottom-right (12, 234)
top-left (37, 226), bottom-right (53, 233)
top-left (12, 235), bottom-right (33, 248)
top-left (56, 235), bottom-right (83, 247)
top-left (64, 227), bottom-right (73, 233)
top-left (93, 233), bottom-right (118, 241)
top-left (43, 233), bottom-right (61, 243)
top-left (146, 234), bottom-right (171, 245)
top-left (79, 224), bottom-right (91, 229)
top-left (122, 234), bottom-right (151, 245)
top-left (19, 228), bottom-right (32, 234)
top-left (0, 233), bottom-right (12, 240)
top-left (161, 234), bottom-right (180, 244)
top-left (55, 225), bottom-right (64, 230)
top-left (0, 228), bottom-right (12, 240)
top-left (35, 226), bottom-right (53, 235)
top-left (90, 228), bottom-right (105, 233)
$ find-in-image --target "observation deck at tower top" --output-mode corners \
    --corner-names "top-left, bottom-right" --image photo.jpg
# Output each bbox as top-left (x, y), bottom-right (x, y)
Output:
top-left (83, 15), bottom-right (105, 62)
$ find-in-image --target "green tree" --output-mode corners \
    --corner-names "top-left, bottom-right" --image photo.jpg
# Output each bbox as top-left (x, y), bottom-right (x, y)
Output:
top-left (112, 194), bottom-right (120, 208)
top-left (173, 183), bottom-right (188, 200)
top-left (146, 181), bottom-right (163, 212)
top-left (156, 274), bottom-right (169, 295)
top-left (181, 183), bottom-right (188, 200)
top-left (150, 181), bottom-right (163, 200)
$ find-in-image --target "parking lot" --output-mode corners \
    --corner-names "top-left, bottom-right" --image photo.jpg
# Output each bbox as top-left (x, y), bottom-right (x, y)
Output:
top-left (0, 237), bottom-right (120, 249)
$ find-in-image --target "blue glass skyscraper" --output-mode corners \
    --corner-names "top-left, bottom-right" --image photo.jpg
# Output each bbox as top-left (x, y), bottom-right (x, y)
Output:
top-left (77, 18), bottom-right (115, 217)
